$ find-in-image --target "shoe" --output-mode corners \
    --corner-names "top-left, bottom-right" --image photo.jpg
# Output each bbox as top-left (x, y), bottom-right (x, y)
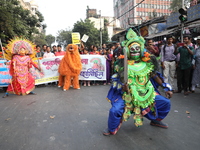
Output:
top-left (150, 120), bottom-right (168, 129)
top-left (2, 93), bottom-right (9, 98)
top-left (103, 83), bottom-right (106, 85)
top-left (29, 92), bottom-right (36, 95)
top-left (88, 84), bottom-right (90, 86)
top-left (174, 90), bottom-right (182, 93)
top-left (83, 84), bottom-right (86, 86)
top-left (191, 90), bottom-right (195, 93)
top-left (184, 91), bottom-right (190, 95)
top-left (103, 128), bottom-right (111, 136)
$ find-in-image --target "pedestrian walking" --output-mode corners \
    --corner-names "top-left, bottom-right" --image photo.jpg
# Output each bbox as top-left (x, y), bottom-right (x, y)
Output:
top-left (161, 36), bottom-right (176, 91)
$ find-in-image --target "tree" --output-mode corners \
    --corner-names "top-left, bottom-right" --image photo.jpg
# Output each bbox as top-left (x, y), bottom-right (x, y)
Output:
top-left (45, 34), bottom-right (55, 46)
top-left (0, 0), bottom-right (46, 45)
top-left (170, 0), bottom-right (183, 12)
top-left (56, 28), bottom-right (72, 48)
top-left (73, 19), bottom-right (108, 47)
top-left (33, 33), bottom-right (47, 46)
top-left (102, 19), bottom-right (109, 43)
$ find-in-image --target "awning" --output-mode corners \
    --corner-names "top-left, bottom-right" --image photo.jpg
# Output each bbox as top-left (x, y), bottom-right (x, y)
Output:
top-left (145, 28), bottom-right (175, 39)
top-left (186, 20), bottom-right (200, 28)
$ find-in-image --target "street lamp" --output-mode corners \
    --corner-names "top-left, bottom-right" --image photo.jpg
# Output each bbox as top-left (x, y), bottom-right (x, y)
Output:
top-left (99, 10), bottom-right (102, 49)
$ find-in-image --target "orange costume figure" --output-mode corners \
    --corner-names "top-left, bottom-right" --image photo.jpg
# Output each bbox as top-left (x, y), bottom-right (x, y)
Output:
top-left (3, 38), bottom-right (41, 97)
top-left (58, 44), bottom-right (82, 91)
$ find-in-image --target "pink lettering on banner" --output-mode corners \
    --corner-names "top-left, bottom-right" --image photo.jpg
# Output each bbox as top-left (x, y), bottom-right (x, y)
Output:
top-left (0, 64), bottom-right (3, 67)
top-left (1, 79), bottom-right (10, 83)
top-left (81, 59), bottom-right (88, 65)
top-left (0, 71), bottom-right (10, 75)
top-left (42, 58), bottom-right (61, 70)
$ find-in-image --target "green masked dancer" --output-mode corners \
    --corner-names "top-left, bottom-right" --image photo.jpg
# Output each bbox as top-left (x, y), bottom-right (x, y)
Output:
top-left (103, 28), bottom-right (173, 136)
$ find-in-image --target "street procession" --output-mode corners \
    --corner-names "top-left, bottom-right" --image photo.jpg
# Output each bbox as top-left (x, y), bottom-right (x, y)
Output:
top-left (0, 0), bottom-right (200, 150)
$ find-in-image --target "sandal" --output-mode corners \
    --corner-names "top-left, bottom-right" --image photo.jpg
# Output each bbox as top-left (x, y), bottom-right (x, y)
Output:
top-left (2, 93), bottom-right (9, 98)
top-left (29, 92), bottom-right (36, 95)
top-left (103, 128), bottom-right (111, 136)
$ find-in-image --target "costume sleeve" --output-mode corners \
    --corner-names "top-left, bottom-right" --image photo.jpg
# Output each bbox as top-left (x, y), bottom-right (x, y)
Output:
top-left (30, 60), bottom-right (39, 69)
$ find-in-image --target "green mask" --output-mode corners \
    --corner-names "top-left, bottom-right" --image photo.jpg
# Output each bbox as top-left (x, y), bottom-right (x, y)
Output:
top-left (129, 43), bottom-right (141, 60)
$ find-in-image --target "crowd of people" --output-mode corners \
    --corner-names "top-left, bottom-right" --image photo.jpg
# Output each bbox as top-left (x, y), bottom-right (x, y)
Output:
top-left (33, 35), bottom-right (200, 96)
top-left (1, 31), bottom-right (199, 137)
top-left (34, 42), bottom-right (123, 87)
top-left (146, 35), bottom-right (200, 96)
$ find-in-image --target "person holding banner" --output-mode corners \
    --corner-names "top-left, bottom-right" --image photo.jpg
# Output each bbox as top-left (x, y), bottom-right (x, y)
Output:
top-left (89, 46), bottom-right (99, 55)
top-left (55, 45), bottom-right (65, 56)
top-left (2, 38), bottom-right (41, 98)
top-left (43, 46), bottom-right (55, 58)
top-left (82, 48), bottom-right (91, 87)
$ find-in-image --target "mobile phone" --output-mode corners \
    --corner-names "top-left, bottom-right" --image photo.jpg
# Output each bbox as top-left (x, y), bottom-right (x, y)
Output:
top-left (178, 43), bottom-right (184, 46)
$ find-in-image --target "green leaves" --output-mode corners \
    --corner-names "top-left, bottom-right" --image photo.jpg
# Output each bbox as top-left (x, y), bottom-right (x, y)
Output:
top-left (56, 29), bottom-right (72, 48)
top-left (45, 34), bottom-right (55, 46)
top-left (0, 0), bottom-right (45, 44)
top-left (73, 19), bottom-right (108, 47)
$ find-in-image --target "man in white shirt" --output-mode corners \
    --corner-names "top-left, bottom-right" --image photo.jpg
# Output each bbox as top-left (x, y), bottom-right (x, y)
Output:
top-left (43, 46), bottom-right (55, 58)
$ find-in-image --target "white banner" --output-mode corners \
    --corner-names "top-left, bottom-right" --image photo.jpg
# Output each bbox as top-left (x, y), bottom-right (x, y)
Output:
top-left (33, 55), bottom-right (106, 85)
top-left (33, 56), bottom-right (63, 85)
top-left (79, 55), bottom-right (106, 80)
top-left (1, 55), bottom-right (107, 86)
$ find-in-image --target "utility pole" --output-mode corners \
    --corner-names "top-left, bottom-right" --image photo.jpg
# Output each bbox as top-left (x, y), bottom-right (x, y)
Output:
top-left (181, 0), bottom-right (184, 43)
top-left (99, 10), bottom-right (102, 49)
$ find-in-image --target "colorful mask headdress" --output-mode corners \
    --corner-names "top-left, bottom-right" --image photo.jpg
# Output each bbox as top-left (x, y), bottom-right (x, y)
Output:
top-left (5, 37), bottom-right (36, 60)
top-left (121, 28), bottom-right (146, 58)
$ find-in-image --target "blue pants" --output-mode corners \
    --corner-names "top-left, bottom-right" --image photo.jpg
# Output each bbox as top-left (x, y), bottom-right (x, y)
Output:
top-left (108, 95), bottom-right (171, 132)
top-left (144, 95), bottom-right (171, 121)
top-left (108, 97), bottom-right (125, 133)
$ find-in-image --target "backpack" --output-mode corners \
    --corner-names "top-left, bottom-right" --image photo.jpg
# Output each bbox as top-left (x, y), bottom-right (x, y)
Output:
top-left (163, 44), bottom-right (176, 56)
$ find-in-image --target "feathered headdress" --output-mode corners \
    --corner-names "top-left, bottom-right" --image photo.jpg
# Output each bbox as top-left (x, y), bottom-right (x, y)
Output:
top-left (4, 37), bottom-right (37, 60)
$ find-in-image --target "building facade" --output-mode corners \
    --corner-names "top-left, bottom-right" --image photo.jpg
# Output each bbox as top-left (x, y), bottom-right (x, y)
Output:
top-left (18, 0), bottom-right (38, 15)
top-left (18, 0), bottom-right (43, 33)
top-left (114, 0), bottom-right (172, 29)
top-left (87, 8), bottom-right (122, 41)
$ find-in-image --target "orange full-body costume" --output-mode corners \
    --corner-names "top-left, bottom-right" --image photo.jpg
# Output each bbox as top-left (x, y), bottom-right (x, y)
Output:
top-left (58, 44), bottom-right (82, 91)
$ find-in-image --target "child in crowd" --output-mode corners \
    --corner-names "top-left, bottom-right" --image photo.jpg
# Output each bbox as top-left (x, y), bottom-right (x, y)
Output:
top-left (83, 48), bottom-right (91, 86)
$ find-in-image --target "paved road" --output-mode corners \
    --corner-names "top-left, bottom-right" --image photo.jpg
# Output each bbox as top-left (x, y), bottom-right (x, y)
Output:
top-left (0, 84), bottom-right (199, 150)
